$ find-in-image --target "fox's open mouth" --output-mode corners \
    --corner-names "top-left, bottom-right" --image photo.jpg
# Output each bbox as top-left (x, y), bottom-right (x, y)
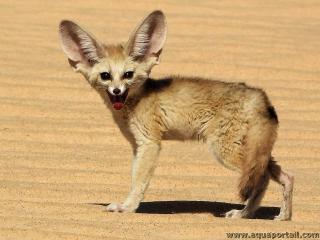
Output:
top-left (107, 89), bottom-right (129, 110)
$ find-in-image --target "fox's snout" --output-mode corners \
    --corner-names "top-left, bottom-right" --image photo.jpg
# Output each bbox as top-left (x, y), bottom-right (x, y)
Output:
top-left (107, 85), bottom-right (127, 96)
top-left (106, 85), bottom-right (129, 110)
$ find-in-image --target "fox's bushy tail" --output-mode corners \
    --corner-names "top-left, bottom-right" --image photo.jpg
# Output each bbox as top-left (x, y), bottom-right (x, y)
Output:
top-left (238, 119), bottom-right (277, 202)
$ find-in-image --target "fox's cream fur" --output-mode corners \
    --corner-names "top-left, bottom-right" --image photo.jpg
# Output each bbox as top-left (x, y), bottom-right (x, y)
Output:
top-left (59, 11), bottom-right (293, 220)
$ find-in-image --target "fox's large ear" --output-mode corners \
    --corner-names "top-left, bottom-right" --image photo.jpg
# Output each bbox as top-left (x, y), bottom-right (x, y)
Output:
top-left (59, 20), bottom-right (105, 67)
top-left (126, 10), bottom-right (167, 60)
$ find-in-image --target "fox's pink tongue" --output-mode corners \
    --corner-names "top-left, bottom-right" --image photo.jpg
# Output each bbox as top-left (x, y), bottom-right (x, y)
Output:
top-left (107, 89), bottom-right (129, 110)
top-left (113, 102), bottom-right (124, 110)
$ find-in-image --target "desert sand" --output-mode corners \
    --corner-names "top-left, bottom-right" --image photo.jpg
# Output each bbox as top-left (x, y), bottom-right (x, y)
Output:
top-left (1, 0), bottom-right (320, 239)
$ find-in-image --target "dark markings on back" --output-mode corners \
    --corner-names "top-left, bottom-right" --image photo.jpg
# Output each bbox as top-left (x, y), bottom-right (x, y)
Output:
top-left (144, 78), bottom-right (173, 93)
top-left (267, 106), bottom-right (278, 123)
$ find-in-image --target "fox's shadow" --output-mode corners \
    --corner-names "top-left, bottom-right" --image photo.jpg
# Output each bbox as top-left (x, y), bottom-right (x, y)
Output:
top-left (91, 201), bottom-right (280, 220)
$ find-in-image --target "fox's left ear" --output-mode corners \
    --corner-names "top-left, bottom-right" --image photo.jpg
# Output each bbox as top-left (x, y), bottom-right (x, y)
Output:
top-left (126, 10), bottom-right (167, 61)
top-left (59, 20), bottom-right (105, 67)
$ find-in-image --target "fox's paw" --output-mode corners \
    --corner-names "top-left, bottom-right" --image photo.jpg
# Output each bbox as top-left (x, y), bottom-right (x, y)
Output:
top-left (225, 209), bottom-right (244, 219)
top-left (225, 209), bottom-right (253, 219)
top-left (106, 202), bottom-right (136, 213)
top-left (274, 213), bottom-right (291, 221)
top-left (106, 203), bottom-right (125, 212)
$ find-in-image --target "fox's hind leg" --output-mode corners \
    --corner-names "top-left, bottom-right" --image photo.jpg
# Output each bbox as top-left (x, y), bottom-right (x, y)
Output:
top-left (206, 115), bottom-right (276, 219)
top-left (225, 172), bottom-right (270, 219)
top-left (268, 159), bottom-right (294, 220)
top-left (207, 133), bottom-right (270, 219)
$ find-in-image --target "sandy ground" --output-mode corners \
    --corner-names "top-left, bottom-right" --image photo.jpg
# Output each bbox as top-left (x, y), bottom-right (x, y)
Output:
top-left (1, 0), bottom-right (320, 239)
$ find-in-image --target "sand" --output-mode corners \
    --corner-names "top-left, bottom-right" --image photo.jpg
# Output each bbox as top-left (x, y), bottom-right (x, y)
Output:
top-left (1, 0), bottom-right (320, 239)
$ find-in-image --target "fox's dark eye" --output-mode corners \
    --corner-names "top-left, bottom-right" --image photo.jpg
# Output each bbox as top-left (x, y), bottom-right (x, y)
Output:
top-left (100, 72), bottom-right (111, 81)
top-left (123, 71), bottom-right (134, 79)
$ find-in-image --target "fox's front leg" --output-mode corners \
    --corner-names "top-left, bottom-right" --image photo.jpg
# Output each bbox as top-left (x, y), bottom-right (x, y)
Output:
top-left (107, 140), bottom-right (160, 213)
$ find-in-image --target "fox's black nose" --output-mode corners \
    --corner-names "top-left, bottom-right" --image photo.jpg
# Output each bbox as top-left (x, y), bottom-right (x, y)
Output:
top-left (113, 88), bottom-right (121, 95)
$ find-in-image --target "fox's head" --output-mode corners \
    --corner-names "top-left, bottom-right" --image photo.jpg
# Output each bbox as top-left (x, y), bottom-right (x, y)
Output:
top-left (59, 11), bottom-right (167, 110)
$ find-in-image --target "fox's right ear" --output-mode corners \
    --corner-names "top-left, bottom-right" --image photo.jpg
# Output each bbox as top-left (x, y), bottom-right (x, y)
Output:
top-left (59, 20), bottom-right (105, 67)
top-left (126, 10), bottom-right (167, 61)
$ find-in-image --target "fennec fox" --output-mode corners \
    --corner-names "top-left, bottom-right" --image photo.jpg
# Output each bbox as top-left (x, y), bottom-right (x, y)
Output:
top-left (59, 10), bottom-right (293, 220)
